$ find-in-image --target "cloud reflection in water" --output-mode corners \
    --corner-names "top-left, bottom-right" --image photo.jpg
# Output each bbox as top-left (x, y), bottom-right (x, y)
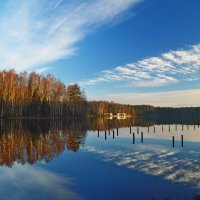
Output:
top-left (85, 145), bottom-right (200, 189)
top-left (0, 164), bottom-right (82, 200)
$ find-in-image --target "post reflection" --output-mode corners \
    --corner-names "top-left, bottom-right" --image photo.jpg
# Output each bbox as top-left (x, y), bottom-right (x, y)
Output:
top-left (181, 135), bottom-right (184, 147)
top-left (141, 132), bottom-right (143, 143)
top-left (132, 132), bottom-right (135, 144)
top-left (94, 117), bottom-right (200, 149)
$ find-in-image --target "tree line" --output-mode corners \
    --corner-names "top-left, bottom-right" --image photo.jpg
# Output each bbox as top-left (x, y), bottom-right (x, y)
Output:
top-left (1, 69), bottom-right (200, 119)
top-left (0, 70), bottom-right (152, 118)
top-left (87, 101), bottom-right (154, 117)
top-left (0, 69), bottom-right (86, 118)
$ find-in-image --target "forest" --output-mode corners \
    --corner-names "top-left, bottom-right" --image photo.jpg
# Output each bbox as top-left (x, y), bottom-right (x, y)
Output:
top-left (0, 69), bottom-right (200, 119)
top-left (0, 69), bottom-right (87, 118)
top-left (0, 69), bottom-right (151, 118)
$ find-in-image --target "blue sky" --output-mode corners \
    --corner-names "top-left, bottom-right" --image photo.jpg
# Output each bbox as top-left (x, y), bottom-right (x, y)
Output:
top-left (0, 0), bottom-right (200, 106)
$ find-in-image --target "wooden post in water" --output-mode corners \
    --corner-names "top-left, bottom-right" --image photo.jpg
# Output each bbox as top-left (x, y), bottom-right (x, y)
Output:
top-left (117, 128), bottom-right (119, 136)
top-left (168, 125), bottom-right (170, 132)
top-left (162, 125), bottom-right (163, 132)
top-left (182, 124), bottom-right (184, 131)
top-left (172, 136), bottom-right (175, 147)
top-left (108, 129), bottom-right (110, 135)
top-left (98, 129), bottom-right (99, 137)
top-left (154, 126), bottom-right (155, 133)
top-left (105, 131), bottom-right (107, 140)
top-left (113, 130), bottom-right (115, 139)
top-left (137, 127), bottom-right (139, 134)
top-left (181, 135), bottom-right (183, 147)
top-left (133, 132), bottom-right (135, 144)
top-left (141, 132), bottom-right (143, 143)
top-left (130, 126), bottom-right (131, 134)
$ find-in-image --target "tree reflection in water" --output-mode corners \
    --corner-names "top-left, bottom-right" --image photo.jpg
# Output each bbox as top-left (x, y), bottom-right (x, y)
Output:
top-left (0, 119), bottom-right (87, 167)
top-left (0, 116), bottom-right (199, 168)
top-left (0, 117), bottom-right (143, 167)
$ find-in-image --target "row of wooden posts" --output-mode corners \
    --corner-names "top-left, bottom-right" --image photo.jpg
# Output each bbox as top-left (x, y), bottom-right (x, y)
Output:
top-left (97, 126), bottom-right (188, 147)
top-left (147, 124), bottom-right (199, 133)
top-left (130, 124), bottom-right (199, 134)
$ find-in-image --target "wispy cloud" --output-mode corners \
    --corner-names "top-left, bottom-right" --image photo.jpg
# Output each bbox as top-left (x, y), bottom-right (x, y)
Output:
top-left (80, 44), bottom-right (200, 87)
top-left (91, 89), bottom-right (200, 107)
top-left (0, 0), bottom-right (141, 72)
top-left (35, 67), bottom-right (49, 74)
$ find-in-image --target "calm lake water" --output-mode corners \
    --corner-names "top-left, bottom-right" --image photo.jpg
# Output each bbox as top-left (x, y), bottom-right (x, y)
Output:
top-left (0, 119), bottom-right (200, 200)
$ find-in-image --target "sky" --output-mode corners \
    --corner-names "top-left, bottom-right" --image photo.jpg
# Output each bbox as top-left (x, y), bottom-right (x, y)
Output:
top-left (0, 0), bottom-right (200, 107)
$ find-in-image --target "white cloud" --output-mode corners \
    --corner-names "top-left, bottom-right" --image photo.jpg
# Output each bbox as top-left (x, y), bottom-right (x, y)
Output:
top-left (81, 44), bottom-right (200, 87)
top-left (90, 89), bottom-right (200, 107)
top-left (0, 0), bottom-right (141, 72)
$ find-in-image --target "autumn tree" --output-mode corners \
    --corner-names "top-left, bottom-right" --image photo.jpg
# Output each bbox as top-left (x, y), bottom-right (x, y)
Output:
top-left (0, 69), bottom-right (87, 118)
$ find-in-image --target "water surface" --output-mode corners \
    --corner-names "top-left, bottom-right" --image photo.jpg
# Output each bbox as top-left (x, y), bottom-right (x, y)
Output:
top-left (0, 119), bottom-right (200, 200)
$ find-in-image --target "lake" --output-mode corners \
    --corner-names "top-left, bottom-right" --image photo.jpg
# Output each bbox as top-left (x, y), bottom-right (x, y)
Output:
top-left (0, 119), bottom-right (200, 200)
